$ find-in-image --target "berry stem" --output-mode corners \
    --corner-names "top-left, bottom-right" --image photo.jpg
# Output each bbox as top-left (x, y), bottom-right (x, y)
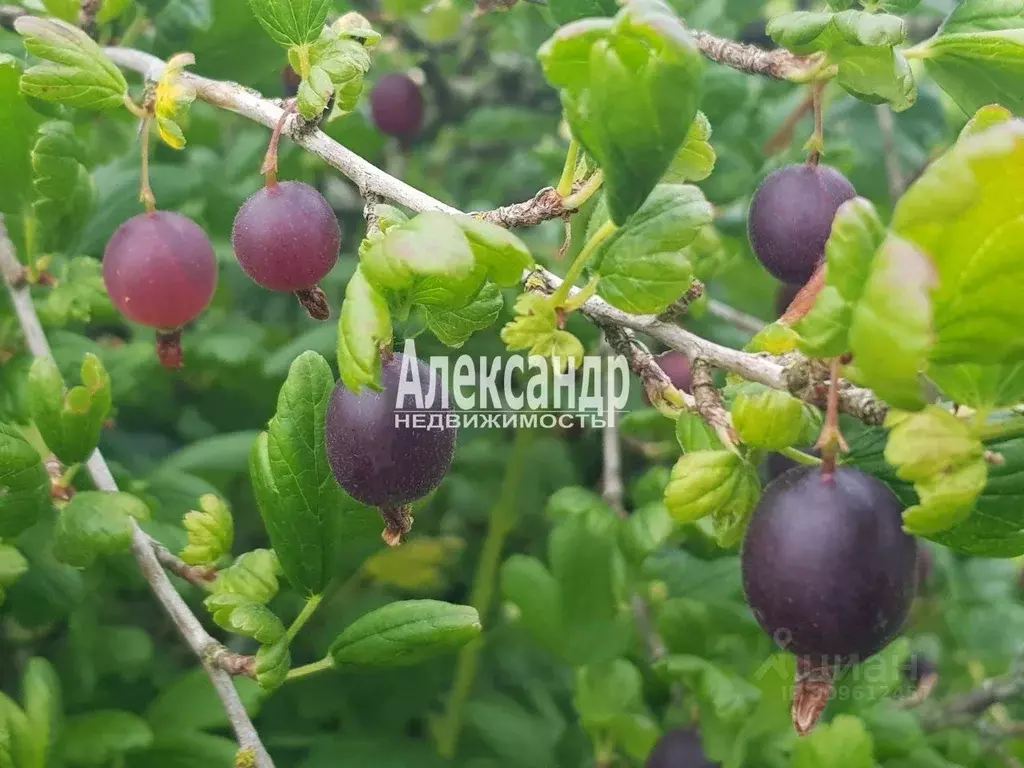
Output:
top-left (779, 446), bottom-right (823, 467)
top-left (793, 656), bottom-right (835, 735)
top-left (155, 328), bottom-right (184, 369)
top-left (294, 286), bottom-right (330, 321)
top-left (556, 137), bottom-right (580, 198)
top-left (550, 219), bottom-right (616, 307)
top-left (261, 102), bottom-right (296, 188)
top-left (814, 357), bottom-right (848, 477)
top-left (806, 81), bottom-right (826, 167)
top-left (139, 117), bottom-right (156, 213)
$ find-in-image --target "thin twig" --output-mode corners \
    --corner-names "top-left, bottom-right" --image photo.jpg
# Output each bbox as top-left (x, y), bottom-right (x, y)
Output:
top-left (706, 299), bottom-right (765, 335)
top-left (690, 359), bottom-right (739, 447)
top-left (0, 216), bottom-right (273, 768)
top-left (689, 29), bottom-right (821, 80)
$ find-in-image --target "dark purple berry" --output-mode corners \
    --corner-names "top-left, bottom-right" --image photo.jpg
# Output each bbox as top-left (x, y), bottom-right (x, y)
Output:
top-left (646, 729), bottom-right (717, 768)
top-left (370, 74), bottom-right (423, 140)
top-left (776, 281), bottom-right (802, 317)
top-left (748, 164), bottom-right (856, 284)
top-left (281, 65), bottom-right (301, 97)
top-left (232, 181), bottom-right (340, 293)
top-left (325, 353), bottom-right (456, 509)
top-left (741, 466), bottom-right (916, 664)
top-left (643, 351), bottom-right (692, 407)
top-left (103, 211), bottom-right (217, 330)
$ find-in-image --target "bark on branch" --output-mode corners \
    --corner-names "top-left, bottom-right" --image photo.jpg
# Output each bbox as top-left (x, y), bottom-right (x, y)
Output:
top-left (0, 218), bottom-right (272, 768)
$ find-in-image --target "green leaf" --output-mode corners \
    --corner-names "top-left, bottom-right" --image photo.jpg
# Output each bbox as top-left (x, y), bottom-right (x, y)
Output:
top-left (255, 639), bottom-right (290, 692)
top-left (548, 511), bottom-right (631, 666)
top-left (249, 351), bottom-right (348, 594)
top-left (591, 184), bottom-right (712, 314)
top-left (675, 412), bottom-right (723, 453)
top-left (500, 293), bottom-right (584, 373)
top-left (892, 118), bottom-right (1024, 365)
top-left (43, 0), bottom-right (79, 22)
top-left (31, 121), bottom-right (95, 252)
top-left (0, 423), bottom-right (51, 539)
top-left (295, 25), bottom-right (375, 120)
top-left (848, 236), bottom-right (936, 410)
top-left (792, 714), bottom-right (874, 768)
top-left (884, 406), bottom-right (987, 534)
top-left (212, 548), bottom-right (280, 603)
top-left (38, 257), bottom-right (114, 328)
top-left (28, 354), bottom-right (112, 465)
top-left (14, 17), bottom-right (128, 110)
top-left (329, 599), bottom-right (480, 667)
top-left (451, 215), bottom-right (535, 287)
top-left (337, 266), bottom-right (393, 393)
top-left (575, 658), bottom-right (644, 728)
top-left (620, 501), bottom-right (673, 562)
top-left (296, 64), bottom-right (332, 119)
top-left (212, 600), bottom-right (286, 643)
top-left (0, 691), bottom-right (37, 768)
top-left (248, 0), bottom-right (332, 48)
top-left (549, 0), bottom-right (618, 24)
top-left (63, 711), bottom-right (153, 766)
top-left (145, 669), bottom-right (261, 733)
top-left (930, 362), bottom-right (1024, 409)
top-left (360, 212), bottom-right (477, 292)
top-left (180, 494), bottom-right (233, 566)
top-left (663, 112), bottom-right (715, 184)
top-left (53, 491), bottom-right (149, 568)
top-left (424, 282), bottom-right (503, 348)
top-left (539, 0), bottom-right (704, 224)
top-left (918, 0), bottom-right (1024, 115)
top-left (732, 387), bottom-right (821, 451)
top-left (0, 56), bottom-right (45, 227)
top-left (794, 198), bottom-right (886, 358)
top-left (0, 544), bottom-right (28, 607)
top-left (664, 450), bottom-right (761, 547)
top-left (657, 655), bottom-right (760, 721)
top-left (20, 658), bottom-right (62, 768)
top-left (501, 554), bottom-right (563, 653)
top-left (767, 11), bottom-right (915, 110)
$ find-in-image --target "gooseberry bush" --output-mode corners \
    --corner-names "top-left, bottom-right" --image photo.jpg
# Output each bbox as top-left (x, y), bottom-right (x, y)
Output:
top-left (1, 0), bottom-right (1024, 766)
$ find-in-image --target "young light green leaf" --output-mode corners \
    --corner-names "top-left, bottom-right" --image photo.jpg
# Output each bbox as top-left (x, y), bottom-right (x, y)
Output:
top-left (0, 55), bottom-right (44, 224)
top-left (53, 491), bottom-right (150, 568)
top-left (892, 118), bottom-right (1024, 365)
top-left (31, 121), bottom-right (95, 252)
top-left (424, 282), bottom-right (503, 348)
top-left (20, 657), bottom-right (62, 767)
top-left (63, 710), bottom-right (153, 765)
top-left (591, 184), bottom-right (712, 314)
top-left (539, 0), bottom-right (703, 224)
top-left (574, 658), bottom-right (644, 728)
top-left (732, 388), bottom-right (821, 451)
top-left (884, 406), bottom-right (987, 534)
top-left (360, 212), bottom-right (477, 292)
top-left (296, 27), bottom-right (375, 119)
top-left (38, 257), bottom-right (115, 328)
top-left (0, 691), bottom-right (38, 768)
top-left (255, 639), bottom-right (290, 692)
top-left (675, 412), bottom-right (723, 453)
top-left (0, 544), bottom-right (28, 607)
top-left (14, 17), bottom-right (128, 110)
top-left (250, 352), bottom-right (348, 594)
top-left (960, 103), bottom-right (1013, 139)
top-left (297, 64), bottom-right (332, 120)
top-left (657, 655), bottom-right (760, 721)
top-left (248, 0), bottom-right (332, 48)
top-left (212, 548), bottom-right (279, 603)
top-left (916, 0), bottom-right (1024, 115)
top-left (768, 10), bottom-right (915, 110)
top-left (848, 236), bottom-right (936, 411)
top-left (337, 266), bottom-right (393, 393)
top-left (218, 601), bottom-right (286, 644)
top-left (664, 450), bottom-right (761, 546)
top-left (28, 353), bottom-right (112, 465)
top-left (501, 293), bottom-right (584, 373)
top-left (180, 494), bottom-right (234, 566)
top-left (452, 215), bottom-right (535, 286)
top-left (620, 501), bottom-right (673, 562)
top-left (663, 112), bottom-right (715, 184)
top-left (329, 599), bottom-right (480, 667)
top-left (0, 423), bottom-right (51, 539)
